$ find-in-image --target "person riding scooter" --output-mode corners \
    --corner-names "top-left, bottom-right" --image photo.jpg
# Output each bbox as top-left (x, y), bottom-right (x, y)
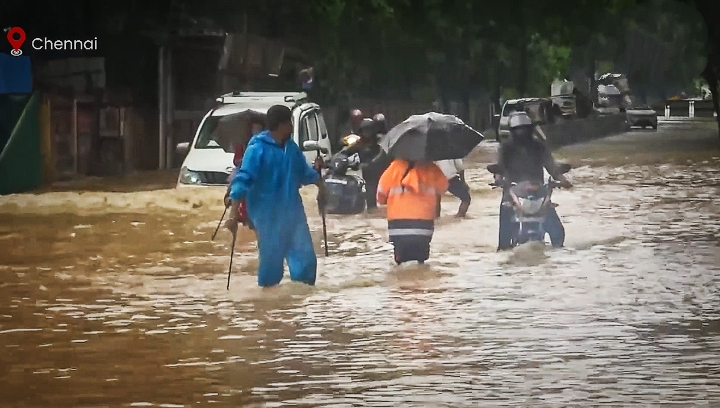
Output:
top-left (341, 118), bottom-right (391, 211)
top-left (373, 113), bottom-right (388, 137)
top-left (494, 111), bottom-right (572, 250)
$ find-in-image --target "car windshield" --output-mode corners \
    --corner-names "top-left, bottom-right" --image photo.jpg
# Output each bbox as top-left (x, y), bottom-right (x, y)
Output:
top-left (194, 112), bottom-right (280, 152)
top-left (503, 104), bottom-right (523, 116)
top-left (504, 102), bottom-right (546, 123)
top-left (194, 117), bottom-right (226, 150)
top-left (524, 103), bottom-right (546, 123)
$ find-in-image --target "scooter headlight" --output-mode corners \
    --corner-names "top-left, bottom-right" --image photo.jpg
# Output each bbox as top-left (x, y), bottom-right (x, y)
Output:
top-left (519, 197), bottom-right (544, 215)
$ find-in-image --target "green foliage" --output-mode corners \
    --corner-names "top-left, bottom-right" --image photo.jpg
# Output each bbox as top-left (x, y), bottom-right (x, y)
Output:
top-left (105, 0), bottom-right (709, 105)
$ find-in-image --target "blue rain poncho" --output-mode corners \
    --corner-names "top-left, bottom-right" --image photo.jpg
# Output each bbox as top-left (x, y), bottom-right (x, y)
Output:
top-left (229, 130), bottom-right (320, 287)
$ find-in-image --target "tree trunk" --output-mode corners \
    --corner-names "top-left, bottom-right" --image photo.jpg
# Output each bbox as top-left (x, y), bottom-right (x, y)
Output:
top-left (704, 68), bottom-right (720, 140)
top-left (518, 44), bottom-right (528, 96)
top-left (700, 54), bottom-right (720, 141)
top-left (696, 0), bottom-right (720, 140)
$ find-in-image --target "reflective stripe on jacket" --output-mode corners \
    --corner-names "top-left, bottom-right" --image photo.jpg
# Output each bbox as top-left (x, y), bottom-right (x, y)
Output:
top-left (376, 159), bottom-right (449, 221)
top-left (388, 218), bottom-right (434, 239)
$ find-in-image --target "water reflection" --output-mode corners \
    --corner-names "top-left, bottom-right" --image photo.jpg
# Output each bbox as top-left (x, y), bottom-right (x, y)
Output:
top-left (1, 122), bottom-right (719, 406)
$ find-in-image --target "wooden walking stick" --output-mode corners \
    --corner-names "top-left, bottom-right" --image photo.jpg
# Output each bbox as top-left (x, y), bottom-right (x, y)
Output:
top-left (314, 150), bottom-right (329, 257)
top-left (226, 228), bottom-right (237, 290)
top-left (211, 205), bottom-right (228, 241)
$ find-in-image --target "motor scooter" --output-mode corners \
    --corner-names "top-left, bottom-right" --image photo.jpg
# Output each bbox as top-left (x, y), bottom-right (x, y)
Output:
top-left (487, 163), bottom-right (572, 246)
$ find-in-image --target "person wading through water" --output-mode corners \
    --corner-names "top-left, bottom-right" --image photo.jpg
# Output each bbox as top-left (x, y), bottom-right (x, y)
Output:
top-left (224, 117), bottom-right (265, 232)
top-left (376, 159), bottom-right (448, 265)
top-left (434, 158), bottom-right (471, 218)
top-left (225, 105), bottom-right (325, 287)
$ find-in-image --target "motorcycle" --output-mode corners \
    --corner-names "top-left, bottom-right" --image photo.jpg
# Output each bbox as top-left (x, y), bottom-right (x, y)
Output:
top-left (322, 150), bottom-right (366, 214)
top-left (487, 163), bottom-right (572, 246)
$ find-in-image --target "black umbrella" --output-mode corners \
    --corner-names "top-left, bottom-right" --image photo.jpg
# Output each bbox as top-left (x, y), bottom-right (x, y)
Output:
top-left (379, 112), bottom-right (484, 161)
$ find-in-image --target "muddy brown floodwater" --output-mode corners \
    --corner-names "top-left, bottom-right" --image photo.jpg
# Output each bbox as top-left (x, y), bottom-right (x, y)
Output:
top-left (1, 121), bottom-right (720, 407)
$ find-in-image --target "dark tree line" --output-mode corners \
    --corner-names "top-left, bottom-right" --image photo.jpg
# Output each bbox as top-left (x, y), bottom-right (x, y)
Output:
top-left (2, 0), bottom-right (719, 137)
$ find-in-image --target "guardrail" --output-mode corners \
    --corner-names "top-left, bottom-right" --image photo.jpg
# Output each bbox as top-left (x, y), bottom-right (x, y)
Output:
top-left (654, 100), bottom-right (716, 119)
top-left (540, 113), bottom-right (627, 148)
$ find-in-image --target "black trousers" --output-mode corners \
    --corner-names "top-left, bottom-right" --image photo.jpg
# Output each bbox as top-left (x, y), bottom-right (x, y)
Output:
top-left (363, 170), bottom-right (379, 209)
top-left (388, 219), bottom-right (434, 264)
top-left (391, 235), bottom-right (432, 264)
top-left (447, 176), bottom-right (471, 202)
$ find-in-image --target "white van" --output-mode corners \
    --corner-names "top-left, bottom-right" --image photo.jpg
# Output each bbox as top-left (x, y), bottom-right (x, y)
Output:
top-left (495, 98), bottom-right (552, 141)
top-left (175, 91), bottom-right (333, 187)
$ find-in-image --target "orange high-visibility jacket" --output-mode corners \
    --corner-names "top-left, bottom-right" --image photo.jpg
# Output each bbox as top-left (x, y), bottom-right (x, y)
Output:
top-left (377, 159), bottom-right (449, 221)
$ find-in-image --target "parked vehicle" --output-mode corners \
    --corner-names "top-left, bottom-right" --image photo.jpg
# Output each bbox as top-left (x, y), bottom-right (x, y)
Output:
top-left (487, 163), bottom-right (572, 247)
top-left (175, 91), bottom-right (333, 188)
top-left (550, 80), bottom-right (576, 117)
top-left (597, 84), bottom-right (623, 110)
top-left (597, 73), bottom-right (632, 111)
top-left (495, 98), bottom-right (553, 141)
top-left (625, 105), bottom-right (658, 130)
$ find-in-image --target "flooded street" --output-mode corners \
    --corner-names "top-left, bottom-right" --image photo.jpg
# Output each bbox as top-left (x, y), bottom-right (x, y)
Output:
top-left (1, 121), bottom-right (720, 407)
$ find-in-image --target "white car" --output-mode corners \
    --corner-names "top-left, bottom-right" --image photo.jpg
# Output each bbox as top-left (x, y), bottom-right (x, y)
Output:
top-left (495, 98), bottom-right (552, 141)
top-left (175, 92), bottom-right (333, 187)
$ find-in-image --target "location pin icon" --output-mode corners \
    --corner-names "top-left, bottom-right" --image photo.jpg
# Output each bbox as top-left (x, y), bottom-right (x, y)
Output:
top-left (7, 27), bottom-right (26, 57)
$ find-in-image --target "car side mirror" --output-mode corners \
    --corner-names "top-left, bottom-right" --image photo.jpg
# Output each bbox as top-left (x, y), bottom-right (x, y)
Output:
top-left (487, 164), bottom-right (501, 174)
top-left (302, 140), bottom-right (328, 154)
top-left (176, 142), bottom-right (189, 155)
top-left (558, 163), bottom-right (572, 174)
top-left (491, 114), bottom-right (501, 130)
top-left (302, 140), bottom-right (320, 151)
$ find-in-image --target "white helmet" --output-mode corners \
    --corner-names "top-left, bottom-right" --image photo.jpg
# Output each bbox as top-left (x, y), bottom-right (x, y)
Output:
top-left (508, 112), bottom-right (533, 129)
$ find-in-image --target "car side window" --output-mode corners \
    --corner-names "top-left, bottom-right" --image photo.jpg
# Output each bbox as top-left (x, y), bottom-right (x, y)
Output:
top-left (297, 113), bottom-right (311, 145)
top-left (306, 111), bottom-right (320, 142)
top-left (502, 105), bottom-right (515, 117)
top-left (316, 111), bottom-right (329, 139)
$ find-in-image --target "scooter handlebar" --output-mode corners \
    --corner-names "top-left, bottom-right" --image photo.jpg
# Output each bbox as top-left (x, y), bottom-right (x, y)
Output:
top-left (490, 178), bottom-right (564, 189)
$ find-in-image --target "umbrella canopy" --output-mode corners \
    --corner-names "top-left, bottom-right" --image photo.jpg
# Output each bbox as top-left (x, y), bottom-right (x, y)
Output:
top-left (379, 112), bottom-right (484, 161)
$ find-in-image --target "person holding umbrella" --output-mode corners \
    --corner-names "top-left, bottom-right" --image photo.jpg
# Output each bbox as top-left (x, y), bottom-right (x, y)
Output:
top-left (377, 159), bottom-right (448, 264)
top-left (376, 112), bottom-right (484, 264)
top-left (225, 105), bottom-right (325, 287)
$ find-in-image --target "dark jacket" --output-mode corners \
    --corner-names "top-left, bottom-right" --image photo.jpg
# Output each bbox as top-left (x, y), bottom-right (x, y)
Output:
top-left (496, 137), bottom-right (561, 184)
top-left (343, 141), bottom-right (391, 175)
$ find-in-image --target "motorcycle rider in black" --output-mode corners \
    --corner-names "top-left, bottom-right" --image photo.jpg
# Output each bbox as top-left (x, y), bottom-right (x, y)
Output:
top-left (342, 118), bottom-right (391, 211)
top-left (494, 112), bottom-right (572, 250)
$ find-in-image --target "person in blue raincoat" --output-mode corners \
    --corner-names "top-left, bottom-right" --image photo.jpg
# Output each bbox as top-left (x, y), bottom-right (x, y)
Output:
top-left (225, 105), bottom-right (326, 287)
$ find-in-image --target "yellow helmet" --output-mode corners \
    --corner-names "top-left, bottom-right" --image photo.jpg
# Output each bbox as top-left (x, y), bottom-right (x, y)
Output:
top-left (342, 134), bottom-right (362, 147)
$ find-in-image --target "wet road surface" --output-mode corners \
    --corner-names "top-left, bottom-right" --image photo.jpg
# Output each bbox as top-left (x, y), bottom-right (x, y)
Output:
top-left (1, 121), bottom-right (719, 407)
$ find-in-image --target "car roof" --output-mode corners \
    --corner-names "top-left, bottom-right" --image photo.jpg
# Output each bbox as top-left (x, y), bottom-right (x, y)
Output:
top-left (210, 91), bottom-right (308, 117)
top-left (506, 97), bottom-right (549, 104)
top-left (598, 84), bottom-right (621, 94)
top-left (210, 101), bottom-right (289, 117)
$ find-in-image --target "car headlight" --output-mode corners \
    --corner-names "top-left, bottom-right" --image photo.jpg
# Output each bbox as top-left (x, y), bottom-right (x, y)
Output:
top-left (179, 167), bottom-right (202, 184)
